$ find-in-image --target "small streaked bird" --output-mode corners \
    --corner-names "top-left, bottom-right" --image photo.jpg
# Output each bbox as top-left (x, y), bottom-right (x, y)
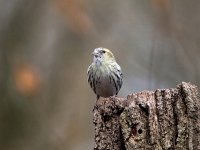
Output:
top-left (87, 47), bottom-right (123, 99)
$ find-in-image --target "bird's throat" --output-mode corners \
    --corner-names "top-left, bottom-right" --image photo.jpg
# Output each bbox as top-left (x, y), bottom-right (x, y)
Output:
top-left (94, 59), bottom-right (102, 66)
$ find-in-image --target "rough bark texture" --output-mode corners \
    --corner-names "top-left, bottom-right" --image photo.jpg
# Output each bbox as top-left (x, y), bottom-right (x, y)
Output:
top-left (93, 82), bottom-right (200, 150)
top-left (93, 96), bottom-right (126, 150)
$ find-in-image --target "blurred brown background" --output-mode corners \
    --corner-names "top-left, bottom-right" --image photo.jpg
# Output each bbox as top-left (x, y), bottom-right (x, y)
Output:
top-left (0, 0), bottom-right (200, 149)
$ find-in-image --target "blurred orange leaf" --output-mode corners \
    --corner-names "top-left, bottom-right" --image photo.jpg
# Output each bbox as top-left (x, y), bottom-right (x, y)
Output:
top-left (152, 0), bottom-right (170, 12)
top-left (54, 0), bottom-right (93, 35)
top-left (14, 64), bottom-right (40, 96)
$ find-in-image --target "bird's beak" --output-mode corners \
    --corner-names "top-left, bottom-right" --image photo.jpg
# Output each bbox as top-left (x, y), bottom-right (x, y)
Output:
top-left (92, 52), bottom-right (98, 57)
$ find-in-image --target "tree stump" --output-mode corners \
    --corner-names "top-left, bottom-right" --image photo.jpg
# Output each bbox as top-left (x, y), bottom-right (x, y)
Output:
top-left (93, 82), bottom-right (200, 149)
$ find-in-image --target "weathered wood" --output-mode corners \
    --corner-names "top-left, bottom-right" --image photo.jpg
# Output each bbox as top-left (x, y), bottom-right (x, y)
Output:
top-left (93, 82), bottom-right (200, 149)
top-left (93, 96), bottom-right (126, 150)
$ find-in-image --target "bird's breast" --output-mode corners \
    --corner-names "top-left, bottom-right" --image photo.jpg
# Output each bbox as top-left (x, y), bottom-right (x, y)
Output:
top-left (94, 67), bottom-right (117, 97)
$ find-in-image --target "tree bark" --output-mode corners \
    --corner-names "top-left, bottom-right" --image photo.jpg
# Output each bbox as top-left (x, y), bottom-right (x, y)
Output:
top-left (93, 82), bottom-right (200, 149)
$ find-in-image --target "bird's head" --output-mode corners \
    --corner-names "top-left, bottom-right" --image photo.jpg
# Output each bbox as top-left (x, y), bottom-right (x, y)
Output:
top-left (92, 47), bottom-right (115, 65)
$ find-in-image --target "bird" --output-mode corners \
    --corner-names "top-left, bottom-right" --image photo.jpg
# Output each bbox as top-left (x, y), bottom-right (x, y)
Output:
top-left (87, 47), bottom-right (123, 99)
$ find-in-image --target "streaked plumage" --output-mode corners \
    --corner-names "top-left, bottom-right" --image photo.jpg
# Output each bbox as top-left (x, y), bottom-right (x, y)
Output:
top-left (87, 47), bottom-right (123, 99)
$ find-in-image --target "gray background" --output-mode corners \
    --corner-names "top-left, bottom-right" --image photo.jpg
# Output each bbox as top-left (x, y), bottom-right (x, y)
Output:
top-left (0, 0), bottom-right (199, 149)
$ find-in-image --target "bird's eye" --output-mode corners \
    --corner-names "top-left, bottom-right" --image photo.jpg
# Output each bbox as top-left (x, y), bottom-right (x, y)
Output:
top-left (101, 50), bottom-right (106, 53)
